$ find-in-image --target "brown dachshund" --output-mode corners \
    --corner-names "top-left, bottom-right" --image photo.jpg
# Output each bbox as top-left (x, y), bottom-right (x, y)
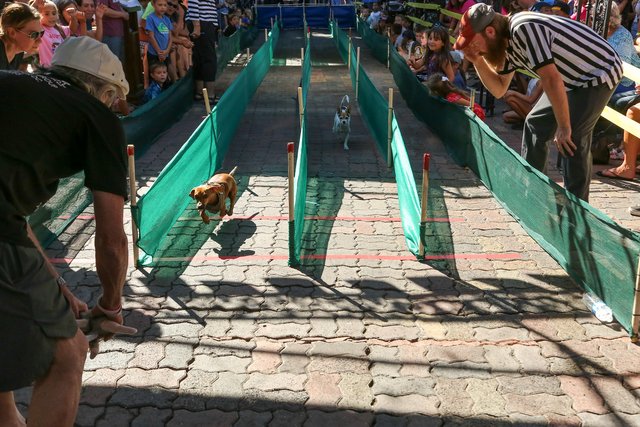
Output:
top-left (189, 166), bottom-right (238, 224)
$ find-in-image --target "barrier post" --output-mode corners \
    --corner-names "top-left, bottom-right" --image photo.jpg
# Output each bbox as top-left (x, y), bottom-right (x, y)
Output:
top-left (270, 17), bottom-right (274, 29)
top-left (356, 47), bottom-right (360, 101)
top-left (246, 48), bottom-right (250, 65)
top-left (298, 86), bottom-right (304, 129)
top-left (469, 88), bottom-right (476, 112)
top-left (386, 27), bottom-right (390, 69)
top-left (348, 37), bottom-right (352, 70)
top-left (301, 47), bottom-right (304, 66)
top-left (127, 145), bottom-right (139, 268)
top-left (265, 28), bottom-right (268, 41)
top-left (632, 254), bottom-right (640, 342)
top-left (387, 88), bottom-right (393, 168)
top-left (419, 153), bottom-right (430, 259)
top-left (202, 88), bottom-right (211, 114)
top-left (287, 142), bottom-right (296, 265)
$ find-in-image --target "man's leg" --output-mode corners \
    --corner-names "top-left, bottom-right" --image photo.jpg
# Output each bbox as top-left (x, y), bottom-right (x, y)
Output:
top-left (28, 330), bottom-right (88, 426)
top-left (564, 85), bottom-right (615, 201)
top-left (522, 92), bottom-right (556, 174)
top-left (0, 392), bottom-right (25, 427)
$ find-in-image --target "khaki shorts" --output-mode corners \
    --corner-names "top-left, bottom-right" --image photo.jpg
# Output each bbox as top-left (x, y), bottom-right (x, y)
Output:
top-left (0, 241), bottom-right (77, 392)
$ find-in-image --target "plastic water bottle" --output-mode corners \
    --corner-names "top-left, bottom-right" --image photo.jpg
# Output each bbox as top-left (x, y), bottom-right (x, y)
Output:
top-left (582, 292), bottom-right (613, 323)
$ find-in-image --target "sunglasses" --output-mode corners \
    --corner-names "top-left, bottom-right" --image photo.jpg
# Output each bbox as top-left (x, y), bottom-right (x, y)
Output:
top-left (17, 29), bottom-right (45, 40)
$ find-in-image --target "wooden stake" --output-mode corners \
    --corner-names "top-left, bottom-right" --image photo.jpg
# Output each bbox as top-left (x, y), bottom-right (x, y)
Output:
top-left (356, 47), bottom-right (360, 101)
top-left (301, 47), bottom-right (304, 66)
top-left (348, 37), bottom-right (352, 70)
top-left (265, 28), bottom-right (268, 41)
top-left (202, 88), bottom-right (211, 114)
top-left (246, 48), bottom-right (250, 65)
top-left (386, 27), bottom-right (390, 69)
top-left (298, 86), bottom-right (304, 129)
top-left (387, 88), bottom-right (393, 168)
top-left (419, 153), bottom-right (430, 258)
top-left (287, 142), bottom-right (295, 220)
top-left (127, 145), bottom-right (139, 268)
top-left (632, 253), bottom-right (640, 341)
top-left (469, 88), bottom-right (476, 112)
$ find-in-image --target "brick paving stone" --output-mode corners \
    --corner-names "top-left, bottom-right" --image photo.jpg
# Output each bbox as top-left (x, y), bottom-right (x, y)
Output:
top-left (540, 339), bottom-right (603, 359)
top-left (582, 323), bottom-right (629, 340)
top-left (473, 326), bottom-right (530, 342)
top-left (434, 378), bottom-right (473, 417)
top-left (624, 374), bottom-right (640, 389)
top-left (371, 375), bottom-right (436, 397)
top-left (128, 340), bottom-right (166, 369)
top-left (199, 318), bottom-right (232, 337)
top-left (84, 351), bottom-right (134, 371)
top-left (248, 340), bottom-right (283, 373)
top-left (512, 344), bottom-right (548, 374)
top-left (504, 393), bottom-right (574, 416)
top-left (369, 345), bottom-right (401, 377)
top-left (108, 385), bottom-right (177, 409)
top-left (234, 410), bottom-right (273, 426)
top-left (599, 339), bottom-right (640, 374)
top-left (374, 413), bottom-right (410, 427)
top-left (364, 324), bottom-right (420, 341)
top-left (590, 375), bottom-right (640, 413)
top-left (338, 373), bottom-right (374, 410)
top-left (191, 354), bottom-right (252, 373)
top-left (466, 378), bottom-right (507, 417)
top-left (496, 375), bottom-right (563, 395)
top-left (426, 345), bottom-right (486, 364)
top-left (95, 406), bottom-right (137, 427)
top-left (195, 338), bottom-right (256, 357)
top-left (239, 389), bottom-right (308, 412)
top-left (279, 342), bottom-right (310, 374)
top-left (256, 322), bottom-right (311, 339)
top-left (431, 361), bottom-right (492, 379)
top-left (118, 367), bottom-right (186, 389)
top-left (305, 371), bottom-right (342, 407)
top-left (309, 316), bottom-right (338, 337)
top-left (373, 394), bottom-right (439, 416)
top-left (269, 410), bottom-right (308, 427)
top-left (131, 407), bottom-right (173, 427)
top-left (579, 412), bottom-right (640, 426)
top-left (483, 346), bottom-right (519, 375)
top-left (160, 342), bottom-right (195, 369)
top-left (81, 368), bottom-right (126, 406)
top-left (559, 375), bottom-right (609, 414)
top-left (244, 373), bottom-right (306, 392)
top-left (168, 409), bottom-right (239, 426)
top-left (304, 410), bottom-right (375, 427)
top-left (228, 318), bottom-right (258, 338)
top-left (415, 318), bottom-right (448, 340)
top-left (75, 405), bottom-right (106, 427)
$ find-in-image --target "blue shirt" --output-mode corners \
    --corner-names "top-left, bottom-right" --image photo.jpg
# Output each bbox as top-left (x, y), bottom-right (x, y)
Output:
top-left (143, 80), bottom-right (163, 103)
top-left (145, 13), bottom-right (172, 55)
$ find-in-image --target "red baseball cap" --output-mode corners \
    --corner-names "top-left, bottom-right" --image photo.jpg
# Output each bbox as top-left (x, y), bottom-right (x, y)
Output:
top-left (453, 3), bottom-right (496, 50)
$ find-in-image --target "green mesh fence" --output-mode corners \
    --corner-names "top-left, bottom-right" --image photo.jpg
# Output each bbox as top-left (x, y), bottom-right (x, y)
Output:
top-left (332, 21), bottom-right (423, 256)
top-left (358, 19), bottom-right (640, 334)
top-left (290, 36), bottom-right (312, 265)
top-left (134, 23), bottom-right (281, 265)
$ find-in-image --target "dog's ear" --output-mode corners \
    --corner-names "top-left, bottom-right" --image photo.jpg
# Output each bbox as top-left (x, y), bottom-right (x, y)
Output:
top-left (189, 188), bottom-right (196, 199)
top-left (346, 105), bottom-right (351, 114)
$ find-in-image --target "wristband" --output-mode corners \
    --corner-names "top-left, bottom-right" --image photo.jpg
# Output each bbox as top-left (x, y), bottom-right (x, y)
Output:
top-left (97, 297), bottom-right (123, 317)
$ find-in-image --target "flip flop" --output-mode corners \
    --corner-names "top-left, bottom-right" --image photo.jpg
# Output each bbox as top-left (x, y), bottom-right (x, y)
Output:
top-left (596, 170), bottom-right (636, 181)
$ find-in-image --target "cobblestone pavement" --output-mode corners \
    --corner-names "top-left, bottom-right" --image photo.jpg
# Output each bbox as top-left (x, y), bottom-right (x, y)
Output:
top-left (17, 29), bottom-right (640, 426)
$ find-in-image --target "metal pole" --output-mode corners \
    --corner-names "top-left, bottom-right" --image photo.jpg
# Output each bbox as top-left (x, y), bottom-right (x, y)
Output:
top-left (127, 145), bottom-right (139, 268)
top-left (387, 88), bottom-right (393, 168)
top-left (202, 88), bottom-right (211, 114)
top-left (298, 86), bottom-right (304, 129)
top-left (348, 37), bottom-right (352, 70)
top-left (356, 46), bottom-right (360, 101)
top-left (632, 253), bottom-right (640, 342)
top-left (419, 153), bottom-right (430, 258)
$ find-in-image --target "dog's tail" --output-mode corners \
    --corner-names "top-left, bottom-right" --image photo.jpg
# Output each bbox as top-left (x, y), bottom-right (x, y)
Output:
top-left (229, 166), bottom-right (238, 176)
top-left (341, 95), bottom-right (350, 109)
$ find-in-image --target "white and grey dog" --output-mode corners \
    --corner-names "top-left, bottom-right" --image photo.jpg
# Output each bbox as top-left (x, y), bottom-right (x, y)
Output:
top-left (332, 95), bottom-right (351, 150)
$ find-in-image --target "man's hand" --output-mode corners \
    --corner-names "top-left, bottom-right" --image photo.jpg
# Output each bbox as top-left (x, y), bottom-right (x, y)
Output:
top-left (59, 281), bottom-right (89, 318)
top-left (554, 126), bottom-right (576, 157)
top-left (77, 304), bottom-right (137, 359)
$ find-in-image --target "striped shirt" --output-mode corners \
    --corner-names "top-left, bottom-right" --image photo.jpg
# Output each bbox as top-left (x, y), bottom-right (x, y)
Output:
top-left (499, 12), bottom-right (622, 90)
top-left (186, 0), bottom-right (218, 23)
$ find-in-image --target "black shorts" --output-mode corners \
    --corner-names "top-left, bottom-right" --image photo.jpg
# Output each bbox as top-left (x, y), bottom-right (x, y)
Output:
top-left (0, 242), bottom-right (77, 392)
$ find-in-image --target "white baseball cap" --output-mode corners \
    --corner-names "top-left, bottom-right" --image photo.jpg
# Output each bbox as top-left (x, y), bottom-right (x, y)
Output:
top-left (51, 36), bottom-right (129, 96)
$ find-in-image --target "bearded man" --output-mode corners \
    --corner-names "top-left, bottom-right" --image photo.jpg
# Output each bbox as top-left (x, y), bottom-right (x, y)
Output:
top-left (455, 3), bottom-right (622, 201)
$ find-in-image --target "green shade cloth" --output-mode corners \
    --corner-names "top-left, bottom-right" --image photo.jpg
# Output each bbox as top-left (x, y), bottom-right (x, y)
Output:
top-left (134, 23), bottom-right (281, 265)
top-left (332, 21), bottom-right (422, 255)
top-left (357, 17), bottom-right (640, 334)
top-left (290, 36), bottom-right (311, 265)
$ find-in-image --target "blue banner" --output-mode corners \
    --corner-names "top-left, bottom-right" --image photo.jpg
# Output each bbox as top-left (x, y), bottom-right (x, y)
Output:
top-left (282, 6), bottom-right (304, 29)
top-left (255, 5), bottom-right (355, 28)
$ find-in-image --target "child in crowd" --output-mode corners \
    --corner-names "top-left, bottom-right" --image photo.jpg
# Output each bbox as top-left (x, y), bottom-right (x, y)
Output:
top-left (167, 0), bottom-right (192, 79)
top-left (77, 0), bottom-right (106, 40)
top-left (240, 8), bottom-right (251, 27)
top-left (449, 50), bottom-right (466, 89)
top-left (143, 62), bottom-right (169, 103)
top-left (38, 1), bottom-right (73, 66)
top-left (223, 13), bottom-right (239, 37)
top-left (410, 26), bottom-right (454, 82)
top-left (397, 29), bottom-right (415, 60)
top-left (426, 72), bottom-right (486, 121)
top-left (145, 0), bottom-right (172, 67)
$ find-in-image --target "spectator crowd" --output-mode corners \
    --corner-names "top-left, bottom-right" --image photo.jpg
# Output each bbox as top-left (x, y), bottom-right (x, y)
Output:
top-left (0, 0), bottom-right (254, 105)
